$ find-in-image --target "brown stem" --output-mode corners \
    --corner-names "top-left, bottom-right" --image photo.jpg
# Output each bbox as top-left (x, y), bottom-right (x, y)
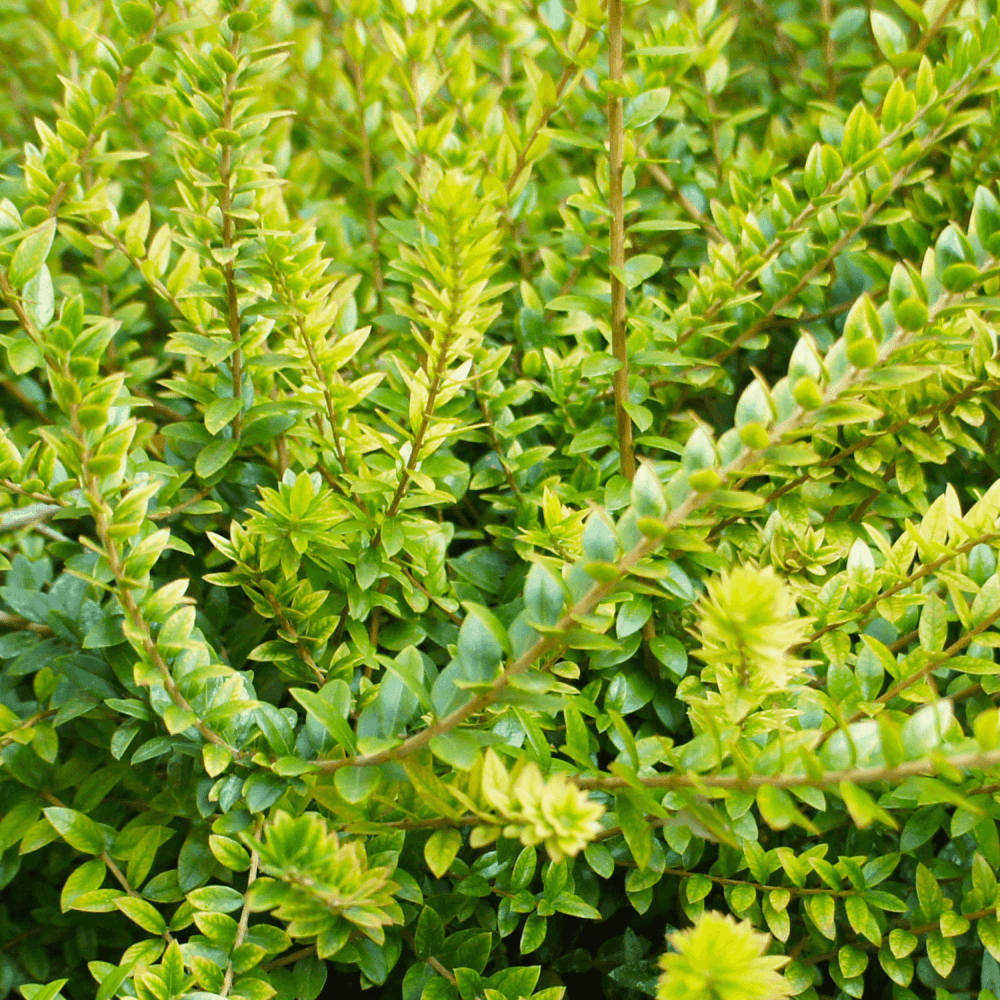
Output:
top-left (149, 487), bottom-right (215, 522)
top-left (714, 374), bottom-right (999, 540)
top-left (0, 708), bottom-right (58, 750)
top-left (97, 226), bottom-right (211, 340)
top-left (821, 0), bottom-right (835, 100)
top-left (575, 745), bottom-right (1000, 792)
top-left (803, 903), bottom-right (996, 965)
top-left (883, 608), bottom-right (1000, 691)
top-left (0, 379), bottom-right (49, 423)
top-left (707, 169), bottom-right (921, 370)
top-left (298, 318), bottom-right (357, 506)
top-left (0, 611), bottom-right (52, 636)
top-left (610, 858), bottom-right (859, 897)
top-left (402, 928), bottom-right (457, 984)
top-left (474, 372), bottom-right (523, 501)
top-left (0, 928), bottom-right (43, 955)
top-left (644, 158), bottom-right (723, 242)
top-left (262, 946), bottom-right (316, 972)
top-left (218, 32), bottom-right (244, 439)
top-left (42, 791), bottom-right (176, 941)
top-left (254, 575), bottom-right (325, 685)
top-left (399, 564), bottom-right (462, 625)
top-left (607, 0), bottom-right (634, 482)
top-left (816, 604), bottom-right (1000, 743)
top-left (221, 823), bottom-right (261, 997)
top-left (916, 0), bottom-right (961, 51)
top-left (75, 414), bottom-right (244, 757)
top-left (378, 231), bottom-right (465, 533)
top-left (504, 19), bottom-right (602, 196)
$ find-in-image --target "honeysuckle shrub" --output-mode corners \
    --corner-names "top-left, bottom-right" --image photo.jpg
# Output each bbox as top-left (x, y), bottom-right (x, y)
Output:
top-left (9, 1), bottom-right (1000, 999)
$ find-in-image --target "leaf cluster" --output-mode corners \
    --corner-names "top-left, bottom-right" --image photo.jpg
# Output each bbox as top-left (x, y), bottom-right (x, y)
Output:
top-left (6, 1), bottom-right (1000, 1000)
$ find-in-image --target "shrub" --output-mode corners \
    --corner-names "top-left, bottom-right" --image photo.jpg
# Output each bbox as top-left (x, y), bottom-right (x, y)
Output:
top-left (3, 0), bottom-right (1000, 998)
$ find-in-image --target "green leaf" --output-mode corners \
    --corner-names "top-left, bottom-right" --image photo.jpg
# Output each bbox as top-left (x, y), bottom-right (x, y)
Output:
top-left (981, 916), bottom-right (1000, 961)
top-left (119, 1), bottom-right (155, 34)
top-left (889, 928), bottom-right (918, 959)
top-left (916, 862), bottom-right (943, 918)
top-left (623, 88), bottom-right (672, 129)
top-left (414, 905), bottom-right (445, 958)
top-left (628, 218), bottom-right (699, 232)
top-left (610, 254), bottom-right (663, 290)
top-left (756, 786), bottom-right (817, 833)
top-left (208, 834), bottom-right (251, 872)
top-left (43, 807), bottom-right (108, 854)
top-left (290, 683), bottom-right (357, 752)
top-left (524, 562), bottom-right (566, 628)
top-left (23, 265), bottom-right (54, 329)
top-left (584, 842), bottom-right (614, 878)
top-left (840, 782), bottom-right (898, 830)
top-left (814, 399), bottom-right (883, 425)
top-left (8, 218), bottom-right (56, 288)
top-left (113, 895), bottom-right (167, 934)
top-left (19, 981), bottom-right (68, 1000)
top-left (870, 10), bottom-right (907, 59)
top-left (615, 791), bottom-right (652, 869)
top-left (94, 963), bottom-right (136, 1000)
top-left (805, 893), bottom-right (836, 939)
top-left (195, 439), bottom-right (238, 479)
top-left (520, 913), bottom-right (547, 954)
top-left (60, 858), bottom-right (106, 911)
top-left (333, 765), bottom-right (380, 804)
top-left (293, 956), bottom-right (328, 1000)
top-left (187, 885), bottom-right (244, 912)
top-left (429, 731), bottom-right (480, 770)
top-left (926, 931), bottom-right (955, 978)
top-left (7, 338), bottom-right (41, 374)
top-left (424, 828), bottom-right (462, 878)
top-left (204, 398), bottom-right (243, 435)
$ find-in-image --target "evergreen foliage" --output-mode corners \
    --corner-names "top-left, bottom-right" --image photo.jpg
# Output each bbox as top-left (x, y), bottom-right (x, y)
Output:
top-left (6, 0), bottom-right (1000, 998)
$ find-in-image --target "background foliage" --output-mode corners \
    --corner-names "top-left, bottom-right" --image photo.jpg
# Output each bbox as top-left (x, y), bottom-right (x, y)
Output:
top-left (6, 0), bottom-right (1000, 998)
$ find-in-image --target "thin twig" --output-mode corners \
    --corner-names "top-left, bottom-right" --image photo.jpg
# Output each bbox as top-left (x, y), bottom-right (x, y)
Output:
top-left (607, 0), bottom-right (635, 483)
top-left (916, 0), bottom-right (962, 52)
top-left (221, 822), bottom-right (262, 997)
top-left (574, 745), bottom-right (1000, 792)
top-left (402, 929), bottom-right (457, 984)
top-left (216, 27), bottom-right (245, 439)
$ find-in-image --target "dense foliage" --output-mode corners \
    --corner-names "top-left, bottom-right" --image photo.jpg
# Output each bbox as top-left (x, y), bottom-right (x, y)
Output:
top-left (7, 0), bottom-right (1000, 998)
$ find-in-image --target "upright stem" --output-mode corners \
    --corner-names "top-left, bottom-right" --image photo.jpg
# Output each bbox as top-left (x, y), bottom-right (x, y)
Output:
top-left (607, 0), bottom-right (634, 482)
top-left (221, 822), bottom-right (262, 997)
top-left (820, 0), bottom-right (835, 100)
top-left (346, 46), bottom-right (384, 309)
top-left (219, 31), bottom-right (243, 439)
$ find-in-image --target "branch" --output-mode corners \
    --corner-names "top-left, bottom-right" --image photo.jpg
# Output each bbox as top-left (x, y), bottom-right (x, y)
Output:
top-left (402, 929), bottom-right (457, 985)
top-left (45, 7), bottom-right (166, 218)
top-left (221, 822), bottom-right (261, 997)
top-left (659, 55), bottom-right (994, 368)
top-left (574, 746), bottom-right (1000, 791)
top-left (313, 254), bottom-right (980, 773)
top-left (504, 12), bottom-right (603, 196)
top-left (0, 708), bottom-right (58, 750)
top-left (0, 491), bottom-right (82, 532)
top-left (0, 611), bottom-right (51, 637)
top-left (217, 31), bottom-right (244, 440)
top-left (802, 527), bottom-right (1000, 650)
top-left (74, 415), bottom-right (246, 760)
top-left (607, 0), bottom-right (634, 483)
